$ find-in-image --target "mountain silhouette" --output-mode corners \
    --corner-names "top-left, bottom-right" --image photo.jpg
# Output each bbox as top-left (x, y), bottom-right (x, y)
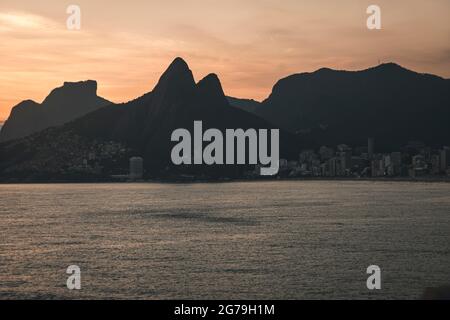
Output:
top-left (1, 59), bottom-right (449, 181)
top-left (0, 80), bottom-right (111, 142)
top-left (66, 58), bottom-right (299, 175)
top-left (253, 63), bottom-right (450, 150)
top-left (0, 58), bottom-right (299, 180)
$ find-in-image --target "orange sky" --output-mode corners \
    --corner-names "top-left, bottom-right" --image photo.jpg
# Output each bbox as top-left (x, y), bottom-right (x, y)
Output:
top-left (0, 0), bottom-right (449, 121)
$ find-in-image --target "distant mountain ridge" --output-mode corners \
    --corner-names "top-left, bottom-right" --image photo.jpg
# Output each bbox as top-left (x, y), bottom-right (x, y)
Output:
top-left (0, 59), bottom-right (449, 181)
top-left (0, 58), bottom-right (299, 180)
top-left (253, 63), bottom-right (450, 150)
top-left (0, 80), bottom-right (111, 142)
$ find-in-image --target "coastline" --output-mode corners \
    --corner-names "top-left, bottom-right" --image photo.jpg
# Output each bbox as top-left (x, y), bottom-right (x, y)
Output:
top-left (1, 176), bottom-right (449, 184)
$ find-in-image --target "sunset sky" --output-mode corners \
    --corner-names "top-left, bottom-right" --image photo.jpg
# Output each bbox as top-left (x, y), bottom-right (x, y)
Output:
top-left (0, 0), bottom-right (449, 121)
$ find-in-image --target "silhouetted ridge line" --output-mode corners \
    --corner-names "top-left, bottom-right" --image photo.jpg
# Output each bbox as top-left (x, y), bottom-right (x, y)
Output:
top-left (255, 62), bottom-right (450, 150)
top-left (0, 80), bottom-right (111, 142)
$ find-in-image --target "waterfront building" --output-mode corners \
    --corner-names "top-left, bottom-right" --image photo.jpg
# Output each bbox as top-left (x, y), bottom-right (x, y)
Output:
top-left (129, 156), bottom-right (144, 180)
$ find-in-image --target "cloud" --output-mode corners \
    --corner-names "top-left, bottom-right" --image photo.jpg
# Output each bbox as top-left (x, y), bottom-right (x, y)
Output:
top-left (0, 11), bottom-right (66, 38)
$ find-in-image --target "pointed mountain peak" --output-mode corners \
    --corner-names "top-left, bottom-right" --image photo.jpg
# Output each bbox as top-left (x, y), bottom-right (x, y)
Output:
top-left (168, 57), bottom-right (190, 72)
top-left (158, 57), bottom-right (192, 81)
top-left (152, 57), bottom-right (195, 95)
top-left (197, 73), bottom-right (224, 94)
top-left (196, 73), bottom-right (228, 108)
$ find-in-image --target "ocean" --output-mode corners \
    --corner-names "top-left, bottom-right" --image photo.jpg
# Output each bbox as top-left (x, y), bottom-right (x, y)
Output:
top-left (0, 181), bottom-right (449, 299)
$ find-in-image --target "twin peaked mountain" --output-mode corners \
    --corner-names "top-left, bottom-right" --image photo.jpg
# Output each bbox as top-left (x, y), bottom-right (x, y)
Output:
top-left (0, 58), bottom-right (298, 179)
top-left (66, 58), bottom-right (298, 172)
top-left (0, 57), bottom-right (449, 180)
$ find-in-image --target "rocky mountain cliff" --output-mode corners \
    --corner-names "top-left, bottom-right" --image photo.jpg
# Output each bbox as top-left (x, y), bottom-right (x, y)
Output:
top-left (254, 63), bottom-right (450, 150)
top-left (0, 58), bottom-right (299, 180)
top-left (0, 80), bottom-right (111, 142)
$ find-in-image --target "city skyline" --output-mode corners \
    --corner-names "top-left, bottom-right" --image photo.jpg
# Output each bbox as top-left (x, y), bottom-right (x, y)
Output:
top-left (1, 0), bottom-right (450, 121)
